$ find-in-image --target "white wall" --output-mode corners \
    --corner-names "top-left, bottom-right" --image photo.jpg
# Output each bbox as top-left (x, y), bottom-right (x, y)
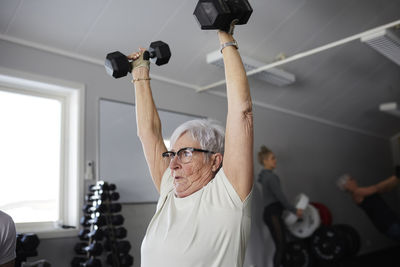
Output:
top-left (1, 39), bottom-right (398, 267)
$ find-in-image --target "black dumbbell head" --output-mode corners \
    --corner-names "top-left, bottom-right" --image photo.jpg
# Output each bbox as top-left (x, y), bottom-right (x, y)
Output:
top-left (149, 41), bottom-right (171, 66)
top-left (105, 51), bottom-right (131, 78)
top-left (71, 257), bottom-right (86, 267)
top-left (225, 0), bottom-right (252, 25)
top-left (193, 0), bottom-right (231, 30)
top-left (193, 0), bottom-right (252, 32)
top-left (20, 233), bottom-right (40, 251)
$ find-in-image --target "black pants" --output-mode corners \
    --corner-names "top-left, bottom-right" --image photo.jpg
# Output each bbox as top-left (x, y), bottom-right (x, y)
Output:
top-left (263, 202), bottom-right (286, 267)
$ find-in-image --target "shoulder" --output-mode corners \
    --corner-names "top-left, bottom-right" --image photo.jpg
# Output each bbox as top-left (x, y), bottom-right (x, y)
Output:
top-left (0, 210), bottom-right (14, 226)
top-left (0, 210), bottom-right (16, 241)
top-left (212, 168), bottom-right (252, 207)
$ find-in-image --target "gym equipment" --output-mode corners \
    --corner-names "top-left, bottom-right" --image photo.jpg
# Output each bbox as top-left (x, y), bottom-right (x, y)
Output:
top-left (74, 242), bottom-right (103, 256)
top-left (87, 191), bottom-right (120, 201)
top-left (104, 240), bottom-right (132, 254)
top-left (287, 204), bottom-right (320, 238)
top-left (73, 180), bottom-right (133, 267)
top-left (16, 233), bottom-right (40, 267)
top-left (89, 182), bottom-right (116, 192)
top-left (20, 260), bottom-right (51, 267)
top-left (71, 257), bottom-right (101, 267)
top-left (83, 203), bottom-right (122, 214)
top-left (104, 227), bottom-right (128, 239)
top-left (283, 193), bottom-right (321, 238)
top-left (105, 41), bottom-right (171, 78)
top-left (16, 234), bottom-right (51, 267)
top-left (310, 224), bottom-right (360, 262)
top-left (310, 202), bottom-right (332, 226)
top-left (283, 240), bottom-right (314, 267)
top-left (106, 253), bottom-right (134, 266)
top-left (334, 224), bottom-right (361, 257)
top-left (71, 257), bottom-right (86, 267)
top-left (193, 0), bottom-right (253, 33)
top-left (78, 229), bottom-right (90, 240)
top-left (283, 193), bottom-right (309, 225)
top-left (19, 233), bottom-right (40, 251)
top-left (87, 229), bottom-right (104, 241)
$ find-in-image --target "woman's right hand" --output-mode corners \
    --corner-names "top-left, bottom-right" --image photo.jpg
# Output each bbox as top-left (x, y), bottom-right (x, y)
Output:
top-left (127, 48), bottom-right (150, 80)
top-left (296, 208), bottom-right (303, 218)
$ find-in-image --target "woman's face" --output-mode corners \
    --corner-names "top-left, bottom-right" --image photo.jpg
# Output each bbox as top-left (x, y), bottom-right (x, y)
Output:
top-left (263, 152), bottom-right (277, 170)
top-left (169, 132), bottom-right (217, 198)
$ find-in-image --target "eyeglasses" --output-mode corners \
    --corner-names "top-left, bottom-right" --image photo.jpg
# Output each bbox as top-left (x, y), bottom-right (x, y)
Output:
top-left (162, 147), bottom-right (215, 164)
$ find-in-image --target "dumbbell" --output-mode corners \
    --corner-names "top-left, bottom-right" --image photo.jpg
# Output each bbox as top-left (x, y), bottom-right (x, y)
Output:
top-left (71, 257), bottom-right (102, 267)
top-left (79, 228), bottom-right (104, 241)
top-left (105, 41), bottom-right (171, 79)
top-left (81, 214), bottom-right (124, 227)
top-left (80, 215), bottom-right (106, 227)
top-left (89, 182), bottom-right (116, 192)
top-left (106, 253), bottom-right (134, 267)
top-left (16, 233), bottom-right (40, 252)
top-left (193, 0), bottom-right (253, 33)
top-left (104, 240), bottom-right (131, 254)
top-left (104, 227), bottom-right (128, 239)
top-left (71, 257), bottom-right (86, 267)
top-left (74, 242), bottom-right (103, 256)
top-left (83, 203), bottom-right (122, 214)
top-left (87, 191), bottom-right (120, 201)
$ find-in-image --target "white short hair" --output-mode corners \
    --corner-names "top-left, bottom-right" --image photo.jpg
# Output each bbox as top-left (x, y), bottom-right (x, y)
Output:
top-left (170, 119), bottom-right (225, 155)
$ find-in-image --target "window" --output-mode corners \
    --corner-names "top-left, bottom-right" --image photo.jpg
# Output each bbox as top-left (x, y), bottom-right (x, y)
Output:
top-left (0, 67), bottom-right (84, 238)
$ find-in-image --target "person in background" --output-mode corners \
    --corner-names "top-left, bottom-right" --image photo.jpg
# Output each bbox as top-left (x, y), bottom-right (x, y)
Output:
top-left (337, 167), bottom-right (400, 242)
top-left (257, 145), bottom-right (303, 267)
top-left (0, 210), bottom-right (16, 267)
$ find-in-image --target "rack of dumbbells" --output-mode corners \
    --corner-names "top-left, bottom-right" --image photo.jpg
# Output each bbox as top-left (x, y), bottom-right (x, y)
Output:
top-left (72, 181), bottom-right (134, 267)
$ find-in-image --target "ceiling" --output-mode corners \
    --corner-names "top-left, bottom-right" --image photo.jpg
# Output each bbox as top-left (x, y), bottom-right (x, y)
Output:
top-left (1, 0), bottom-right (399, 138)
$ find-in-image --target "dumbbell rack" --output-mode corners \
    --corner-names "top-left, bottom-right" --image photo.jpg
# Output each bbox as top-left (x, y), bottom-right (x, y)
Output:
top-left (72, 181), bottom-right (134, 267)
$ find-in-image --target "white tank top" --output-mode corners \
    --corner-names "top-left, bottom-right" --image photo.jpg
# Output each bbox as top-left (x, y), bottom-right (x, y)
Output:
top-left (141, 168), bottom-right (252, 267)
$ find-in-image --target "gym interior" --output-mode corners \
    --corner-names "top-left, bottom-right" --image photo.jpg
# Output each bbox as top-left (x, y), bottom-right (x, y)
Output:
top-left (0, 1), bottom-right (399, 267)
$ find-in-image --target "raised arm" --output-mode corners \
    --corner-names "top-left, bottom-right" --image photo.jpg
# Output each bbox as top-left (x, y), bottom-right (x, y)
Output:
top-left (129, 50), bottom-right (168, 192)
top-left (219, 31), bottom-right (254, 201)
top-left (352, 175), bottom-right (399, 204)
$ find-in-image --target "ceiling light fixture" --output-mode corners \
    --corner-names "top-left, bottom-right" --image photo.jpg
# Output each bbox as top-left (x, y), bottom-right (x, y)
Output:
top-left (206, 50), bottom-right (296, 87)
top-left (379, 102), bottom-right (400, 118)
top-left (361, 27), bottom-right (400, 66)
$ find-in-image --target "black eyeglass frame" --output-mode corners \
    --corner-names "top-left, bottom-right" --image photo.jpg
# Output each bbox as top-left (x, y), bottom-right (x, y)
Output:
top-left (162, 147), bottom-right (216, 162)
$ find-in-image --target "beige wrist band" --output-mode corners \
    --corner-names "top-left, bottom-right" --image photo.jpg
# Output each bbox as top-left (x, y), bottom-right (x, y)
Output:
top-left (131, 53), bottom-right (150, 70)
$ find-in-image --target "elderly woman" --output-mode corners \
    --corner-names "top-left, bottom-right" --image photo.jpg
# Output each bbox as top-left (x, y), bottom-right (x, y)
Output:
top-left (129, 30), bottom-right (253, 267)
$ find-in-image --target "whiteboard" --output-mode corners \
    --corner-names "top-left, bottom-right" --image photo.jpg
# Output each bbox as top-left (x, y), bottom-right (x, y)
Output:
top-left (99, 99), bottom-right (203, 203)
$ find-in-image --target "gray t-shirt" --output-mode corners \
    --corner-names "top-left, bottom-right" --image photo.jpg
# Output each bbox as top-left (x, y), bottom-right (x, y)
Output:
top-left (257, 169), bottom-right (296, 213)
top-left (0, 210), bottom-right (16, 265)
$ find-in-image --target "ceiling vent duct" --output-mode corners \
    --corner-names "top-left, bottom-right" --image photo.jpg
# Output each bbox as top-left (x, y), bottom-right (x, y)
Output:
top-left (361, 27), bottom-right (400, 66)
top-left (206, 50), bottom-right (296, 87)
top-left (379, 102), bottom-right (400, 118)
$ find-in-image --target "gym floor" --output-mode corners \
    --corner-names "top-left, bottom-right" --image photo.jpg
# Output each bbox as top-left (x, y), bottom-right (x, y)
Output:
top-left (323, 245), bottom-right (400, 267)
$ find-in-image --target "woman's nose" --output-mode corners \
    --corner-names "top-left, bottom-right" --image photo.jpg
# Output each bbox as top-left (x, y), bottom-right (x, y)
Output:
top-left (169, 155), bottom-right (181, 169)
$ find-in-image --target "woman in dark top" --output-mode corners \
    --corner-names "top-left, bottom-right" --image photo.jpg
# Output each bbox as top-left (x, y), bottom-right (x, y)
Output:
top-left (338, 172), bottom-right (400, 242)
top-left (257, 146), bottom-right (303, 267)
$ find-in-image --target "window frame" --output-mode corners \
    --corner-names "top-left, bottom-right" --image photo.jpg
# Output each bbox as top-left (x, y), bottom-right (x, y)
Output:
top-left (0, 67), bottom-right (85, 239)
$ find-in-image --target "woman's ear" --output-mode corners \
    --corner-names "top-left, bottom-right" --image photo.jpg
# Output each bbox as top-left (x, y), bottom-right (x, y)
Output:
top-left (211, 153), bottom-right (223, 172)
